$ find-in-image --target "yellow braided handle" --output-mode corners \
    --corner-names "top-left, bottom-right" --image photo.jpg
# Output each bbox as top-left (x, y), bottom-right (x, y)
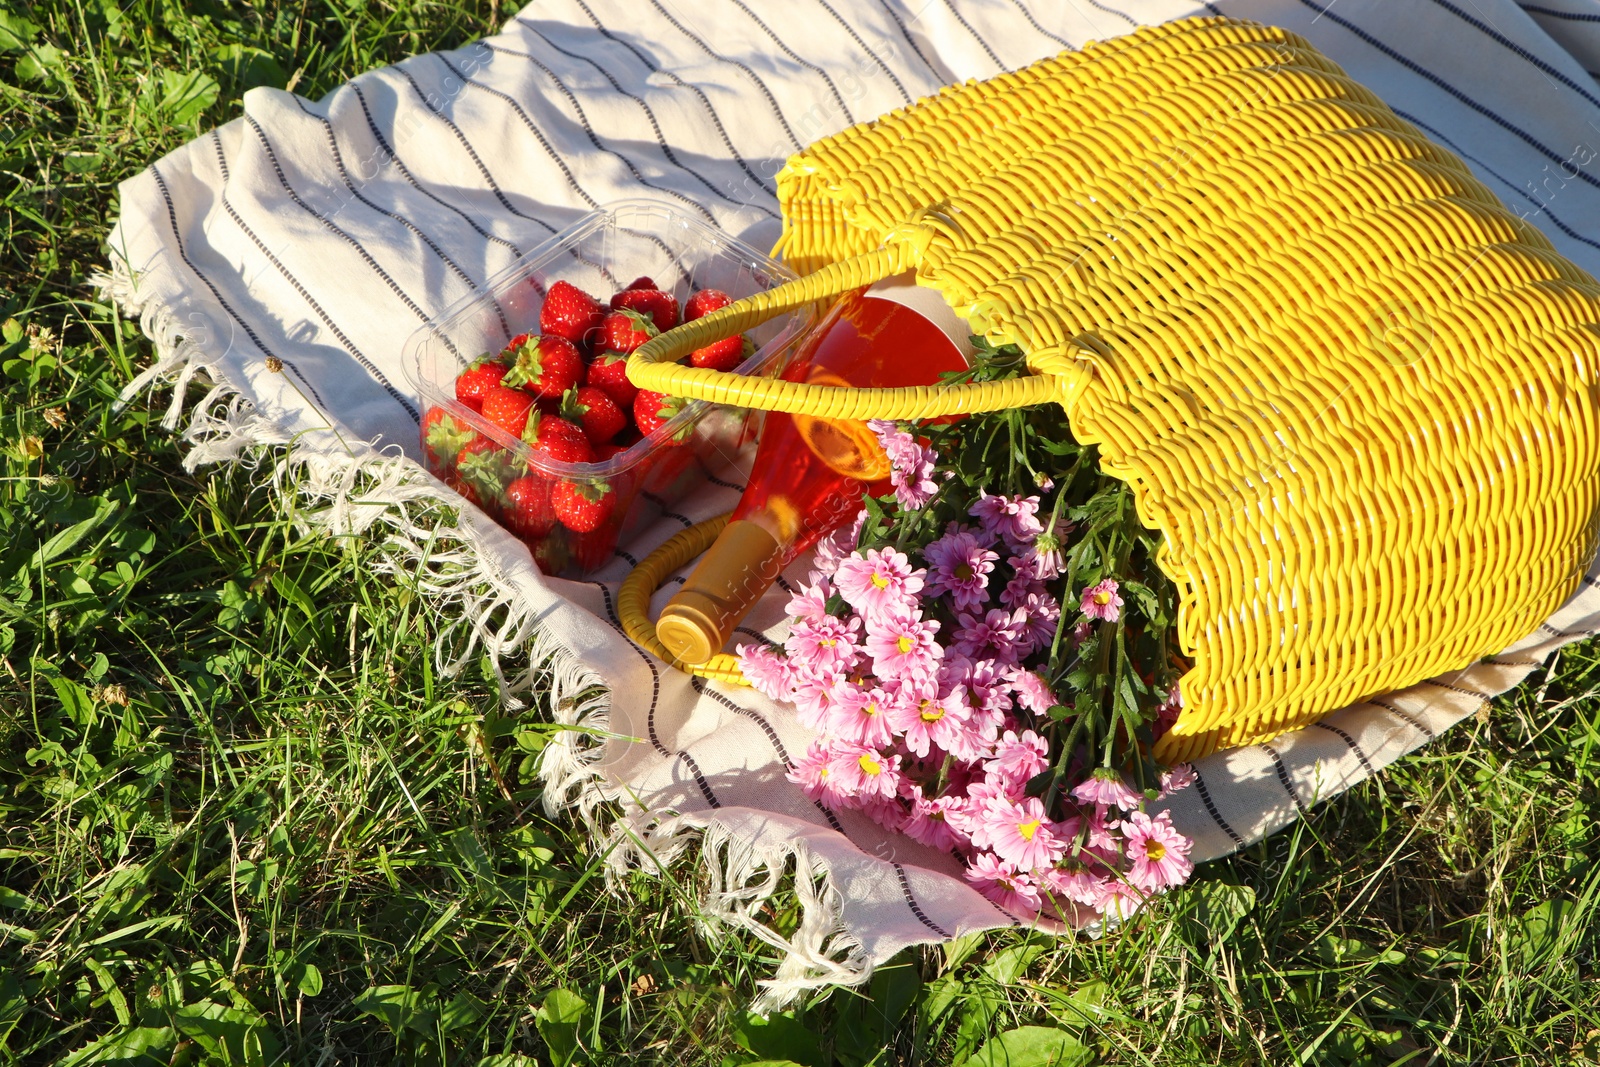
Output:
top-left (625, 244), bottom-right (1074, 418)
top-left (617, 511), bottom-right (750, 686)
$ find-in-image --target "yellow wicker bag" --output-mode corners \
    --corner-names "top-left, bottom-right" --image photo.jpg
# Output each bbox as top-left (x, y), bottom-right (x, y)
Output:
top-left (623, 15), bottom-right (1600, 764)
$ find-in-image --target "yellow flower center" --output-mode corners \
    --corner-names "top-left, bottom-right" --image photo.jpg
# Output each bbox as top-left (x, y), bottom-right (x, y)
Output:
top-left (858, 753), bottom-right (882, 776)
top-left (1017, 819), bottom-right (1041, 841)
top-left (1145, 840), bottom-right (1166, 862)
top-left (1094, 591), bottom-right (1112, 605)
top-left (919, 700), bottom-right (943, 722)
top-left (819, 638), bottom-right (836, 648)
top-left (870, 573), bottom-right (890, 589)
top-left (863, 700), bottom-right (879, 717)
top-left (955, 563), bottom-right (974, 580)
top-left (897, 635), bottom-right (915, 654)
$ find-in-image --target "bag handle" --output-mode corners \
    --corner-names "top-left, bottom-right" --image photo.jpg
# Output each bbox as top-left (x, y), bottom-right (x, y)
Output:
top-left (625, 245), bottom-right (1082, 419)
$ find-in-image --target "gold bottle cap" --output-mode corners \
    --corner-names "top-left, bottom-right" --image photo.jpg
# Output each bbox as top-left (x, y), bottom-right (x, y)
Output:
top-left (656, 520), bottom-right (786, 664)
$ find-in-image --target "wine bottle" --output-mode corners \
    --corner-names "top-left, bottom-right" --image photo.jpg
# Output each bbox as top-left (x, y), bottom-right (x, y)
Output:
top-left (655, 272), bottom-right (973, 664)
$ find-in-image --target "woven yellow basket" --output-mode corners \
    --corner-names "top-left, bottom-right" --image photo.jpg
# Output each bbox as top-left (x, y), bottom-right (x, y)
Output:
top-left (624, 15), bottom-right (1600, 764)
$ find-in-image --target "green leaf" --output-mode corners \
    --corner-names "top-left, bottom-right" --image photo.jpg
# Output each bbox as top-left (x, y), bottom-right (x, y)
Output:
top-left (354, 984), bottom-right (440, 1037)
top-left (31, 497), bottom-right (119, 568)
top-left (58, 1025), bottom-right (176, 1065)
top-left (159, 70), bottom-right (220, 125)
top-left (209, 43), bottom-right (289, 91)
top-left (968, 1026), bottom-right (1093, 1067)
top-left (983, 943), bottom-right (1044, 985)
top-left (0, 12), bottom-right (38, 52)
top-left (732, 1011), bottom-right (826, 1067)
top-left (173, 1000), bottom-right (277, 1065)
top-left (296, 962), bottom-right (323, 998)
top-left (0, 886), bottom-right (40, 912)
top-left (1178, 881), bottom-right (1256, 946)
top-left (535, 987), bottom-right (589, 1067)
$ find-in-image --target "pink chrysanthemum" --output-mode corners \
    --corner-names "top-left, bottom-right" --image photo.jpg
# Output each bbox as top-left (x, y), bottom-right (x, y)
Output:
top-left (998, 564), bottom-right (1045, 609)
top-left (1095, 877), bottom-right (1147, 921)
top-left (826, 684), bottom-right (895, 748)
top-left (827, 743), bottom-right (902, 802)
top-left (981, 797), bottom-right (1067, 870)
top-left (1080, 578), bottom-right (1123, 623)
top-left (1121, 810), bottom-right (1194, 892)
top-left (1159, 763), bottom-right (1196, 797)
top-left (1071, 619), bottom-right (1094, 647)
top-left (1011, 591), bottom-right (1061, 655)
top-left (951, 607), bottom-right (1027, 665)
top-left (943, 655), bottom-right (1012, 735)
top-left (969, 491), bottom-right (1045, 550)
top-left (791, 671), bottom-right (844, 730)
top-left (964, 852), bottom-right (1042, 913)
top-left (784, 614), bottom-right (862, 677)
top-left (1008, 668), bottom-right (1057, 715)
top-left (786, 745), bottom-right (844, 807)
top-left (736, 643), bottom-right (795, 702)
top-left (923, 527), bottom-right (998, 613)
top-left (787, 576), bottom-right (833, 626)
top-left (904, 787), bottom-right (965, 851)
top-left (858, 794), bottom-right (908, 833)
top-left (869, 420), bottom-right (940, 510)
top-left (811, 508), bottom-right (867, 581)
top-left (1014, 515), bottom-right (1074, 582)
top-left (863, 612), bottom-right (942, 682)
top-left (1043, 860), bottom-right (1106, 907)
top-left (835, 547), bottom-right (924, 621)
top-left (944, 782), bottom-right (1009, 839)
top-left (1072, 767), bottom-right (1143, 811)
top-left (886, 682), bottom-right (976, 760)
top-left (984, 730), bottom-right (1050, 794)
top-left (1154, 683), bottom-right (1183, 739)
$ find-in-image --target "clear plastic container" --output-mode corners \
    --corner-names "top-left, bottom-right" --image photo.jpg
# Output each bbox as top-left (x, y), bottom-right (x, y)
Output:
top-left (403, 200), bottom-right (815, 576)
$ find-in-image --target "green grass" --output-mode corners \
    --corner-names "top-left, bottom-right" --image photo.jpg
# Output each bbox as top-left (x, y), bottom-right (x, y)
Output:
top-left (3, 2), bottom-right (1599, 1063)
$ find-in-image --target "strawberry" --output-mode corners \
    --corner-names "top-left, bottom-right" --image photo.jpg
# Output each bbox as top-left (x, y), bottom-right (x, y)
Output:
top-left (684, 287), bottom-right (733, 322)
top-left (502, 335), bottom-right (584, 399)
top-left (530, 534), bottom-right (569, 576)
top-left (632, 389), bottom-right (687, 439)
top-left (598, 308), bottom-right (657, 354)
top-left (503, 475), bottom-right (556, 539)
top-left (454, 436), bottom-right (515, 510)
top-left (479, 384), bottom-right (537, 439)
top-left (593, 441), bottom-right (628, 462)
top-left (584, 352), bottom-right (639, 409)
top-left (422, 406), bottom-right (475, 473)
top-left (690, 334), bottom-right (753, 371)
top-left (522, 411), bottom-right (596, 466)
top-left (624, 276), bottom-right (658, 291)
top-left (568, 523), bottom-right (620, 572)
top-left (609, 287), bottom-right (679, 333)
top-left (559, 386), bottom-right (628, 445)
top-left (454, 355), bottom-right (508, 411)
top-left (552, 478), bottom-right (617, 534)
top-left (540, 280), bottom-right (606, 347)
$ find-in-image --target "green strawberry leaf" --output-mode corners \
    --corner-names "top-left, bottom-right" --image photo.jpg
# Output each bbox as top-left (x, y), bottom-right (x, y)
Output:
top-left (502, 341), bottom-right (544, 389)
top-left (558, 388), bottom-right (588, 423)
top-left (521, 410), bottom-right (544, 447)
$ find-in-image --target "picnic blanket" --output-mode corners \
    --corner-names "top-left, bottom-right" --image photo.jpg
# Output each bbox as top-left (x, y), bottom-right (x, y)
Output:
top-left (103, 0), bottom-right (1600, 1006)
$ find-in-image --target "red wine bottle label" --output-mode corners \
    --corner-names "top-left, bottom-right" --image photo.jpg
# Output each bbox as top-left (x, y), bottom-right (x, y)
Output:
top-left (863, 271), bottom-right (974, 363)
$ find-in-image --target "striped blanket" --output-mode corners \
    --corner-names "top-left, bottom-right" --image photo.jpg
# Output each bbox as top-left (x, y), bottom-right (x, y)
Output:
top-left (104, 0), bottom-right (1600, 1005)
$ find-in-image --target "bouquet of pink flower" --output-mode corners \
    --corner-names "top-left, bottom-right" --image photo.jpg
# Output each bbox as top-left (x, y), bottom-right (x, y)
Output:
top-left (737, 340), bottom-right (1197, 922)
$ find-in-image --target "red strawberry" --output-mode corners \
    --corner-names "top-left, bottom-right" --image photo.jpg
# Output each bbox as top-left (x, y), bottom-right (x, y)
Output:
top-left (609, 288), bottom-right (679, 333)
top-left (498, 332), bottom-right (533, 359)
top-left (584, 352), bottom-right (639, 409)
top-left (624, 276), bottom-right (658, 291)
top-left (454, 355), bottom-right (508, 411)
top-left (568, 524), bottom-right (620, 572)
top-left (598, 308), bottom-right (657, 354)
top-left (684, 288), bottom-right (733, 322)
top-left (422, 407), bottom-right (475, 473)
top-left (632, 389), bottom-right (687, 439)
top-left (560, 386), bottom-right (628, 445)
top-left (530, 534), bottom-right (569, 576)
top-left (593, 441), bottom-right (628, 462)
top-left (454, 436), bottom-right (514, 510)
top-left (690, 334), bottom-right (752, 371)
top-left (479, 385), bottom-right (537, 439)
top-left (540, 280), bottom-right (606, 346)
top-left (522, 412), bottom-right (596, 466)
top-left (502, 335), bottom-right (584, 399)
top-left (504, 475), bottom-right (556, 539)
top-left (552, 478), bottom-right (617, 534)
